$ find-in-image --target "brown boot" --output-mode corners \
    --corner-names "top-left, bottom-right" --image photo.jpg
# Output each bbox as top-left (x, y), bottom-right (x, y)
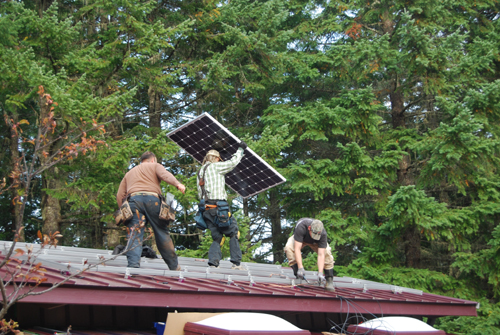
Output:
top-left (325, 269), bottom-right (335, 292)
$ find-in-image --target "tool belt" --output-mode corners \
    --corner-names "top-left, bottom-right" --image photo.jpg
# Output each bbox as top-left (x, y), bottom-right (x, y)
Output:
top-left (113, 195), bottom-right (133, 226)
top-left (130, 191), bottom-right (158, 198)
top-left (159, 193), bottom-right (176, 222)
top-left (113, 192), bottom-right (176, 225)
top-left (204, 200), bottom-right (231, 228)
top-left (195, 199), bottom-right (207, 230)
top-left (214, 200), bottom-right (231, 228)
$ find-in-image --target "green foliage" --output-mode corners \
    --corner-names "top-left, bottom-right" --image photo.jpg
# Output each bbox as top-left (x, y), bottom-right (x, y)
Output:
top-left (453, 223), bottom-right (500, 299)
top-left (380, 186), bottom-right (449, 238)
top-left (438, 299), bottom-right (500, 335)
top-left (1, 0), bottom-right (500, 333)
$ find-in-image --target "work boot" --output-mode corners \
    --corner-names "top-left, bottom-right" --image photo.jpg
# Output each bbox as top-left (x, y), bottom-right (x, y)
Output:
top-left (325, 268), bottom-right (335, 292)
top-left (291, 264), bottom-right (298, 278)
top-left (231, 263), bottom-right (243, 270)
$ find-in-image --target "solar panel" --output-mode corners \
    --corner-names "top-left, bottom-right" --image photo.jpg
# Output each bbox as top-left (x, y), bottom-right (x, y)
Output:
top-left (167, 113), bottom-right (286, 198)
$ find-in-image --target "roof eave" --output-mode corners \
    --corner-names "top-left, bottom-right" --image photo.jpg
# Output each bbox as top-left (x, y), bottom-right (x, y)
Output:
top-left (11, 285), bottom-right (478, 317)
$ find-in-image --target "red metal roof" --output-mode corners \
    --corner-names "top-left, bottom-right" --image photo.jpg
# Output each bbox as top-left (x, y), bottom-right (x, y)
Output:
top-left (0, 242), bottom-right (478, 319)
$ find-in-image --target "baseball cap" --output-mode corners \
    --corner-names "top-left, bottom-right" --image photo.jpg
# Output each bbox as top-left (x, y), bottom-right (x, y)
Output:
top-left (310, 220), bottom-right (323, 240)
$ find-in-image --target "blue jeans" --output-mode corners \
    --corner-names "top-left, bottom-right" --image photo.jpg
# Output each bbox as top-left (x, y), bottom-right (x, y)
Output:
top-left (203, 207), bottom-right (242, 267)
top-left (125, 194), bottom-right (178, 270)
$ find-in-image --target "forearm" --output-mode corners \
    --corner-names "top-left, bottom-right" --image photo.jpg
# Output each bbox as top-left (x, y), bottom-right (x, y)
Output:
top-left (216, 148), bottom-right (244, 174)
top-left (157, 165), bottom-right (186, 193)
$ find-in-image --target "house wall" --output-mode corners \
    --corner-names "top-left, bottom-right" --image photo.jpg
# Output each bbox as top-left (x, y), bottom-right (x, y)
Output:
top-left (14, 303), bottom-right (167, 331)
top-left (12, 303), bottom-right (399, 333)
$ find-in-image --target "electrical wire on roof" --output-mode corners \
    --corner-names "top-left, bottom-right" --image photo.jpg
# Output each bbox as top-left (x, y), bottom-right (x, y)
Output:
top-left (326, 294), bottom-right (395, 335)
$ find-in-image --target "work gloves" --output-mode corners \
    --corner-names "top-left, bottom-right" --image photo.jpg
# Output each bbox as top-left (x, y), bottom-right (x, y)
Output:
top-left (238, 141), bottom-right (247, 150)
top-left (297, 267), bottom-right (306, 280)
top-left (318, 273), bottom-right (326, 286)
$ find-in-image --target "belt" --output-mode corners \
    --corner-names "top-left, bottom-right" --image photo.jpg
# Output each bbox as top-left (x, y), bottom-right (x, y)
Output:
top-left (130, 192), bottom-right (159, 198)
top-left (206, 199), bottom-right (226, 204)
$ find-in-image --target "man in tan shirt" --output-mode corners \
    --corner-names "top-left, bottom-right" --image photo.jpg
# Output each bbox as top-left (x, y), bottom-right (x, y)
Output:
top-left (117, 151), bottom-right (186, 269)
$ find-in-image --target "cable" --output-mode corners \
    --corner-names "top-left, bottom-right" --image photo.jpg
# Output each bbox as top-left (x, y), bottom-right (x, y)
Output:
top-left (325, 292), bottom-right (397, 335)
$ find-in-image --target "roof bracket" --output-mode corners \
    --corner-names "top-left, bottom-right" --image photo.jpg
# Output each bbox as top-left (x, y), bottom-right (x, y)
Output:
top-left (227, 275), bottom-right (233, 285)
top-left (391, 286), bottom-right (403, 294)
top-left (178, 272), bottom-right (185, 283)
top-left (124, 268), bottom-right (130, 279)
top-left (363, 284), bottom-right (368, 293)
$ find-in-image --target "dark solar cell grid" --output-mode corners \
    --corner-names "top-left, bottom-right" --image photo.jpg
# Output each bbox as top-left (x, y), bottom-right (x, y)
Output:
top-left (167, 113), bottom-right (286, 198)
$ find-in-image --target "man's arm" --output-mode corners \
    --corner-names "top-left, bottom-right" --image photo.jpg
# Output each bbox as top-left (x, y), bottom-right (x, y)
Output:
top-left (116, 178), bottom-right (127, 207)
top-left (214, 148), bottom-right (244, 175)
top-left (155, 164), bottom-right (186, 193)
top-left (317, 248), bottom-right (326, 275)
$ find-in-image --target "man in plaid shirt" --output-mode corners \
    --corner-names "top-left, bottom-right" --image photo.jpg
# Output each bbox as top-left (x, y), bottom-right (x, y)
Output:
top-left (197, 142), bottom-right (247, 269)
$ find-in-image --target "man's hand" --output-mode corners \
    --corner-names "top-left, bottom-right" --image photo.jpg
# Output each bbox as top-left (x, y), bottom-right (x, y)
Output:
top-left (318, 273), bottom-right (326, 286)
top-left (297, 267), bottom-right (306, 280)
top-left (238, 141), bottom-right (247, 150)
top-left (177, 183), bottom-right (186, 194)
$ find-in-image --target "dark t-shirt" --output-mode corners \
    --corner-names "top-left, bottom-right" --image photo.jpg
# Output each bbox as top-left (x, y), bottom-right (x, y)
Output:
top-left (293, 218), bottom-right (328, 248)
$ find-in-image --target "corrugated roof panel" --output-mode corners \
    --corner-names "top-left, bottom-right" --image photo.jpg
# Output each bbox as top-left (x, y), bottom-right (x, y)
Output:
top-left (0, 241), bottom-right (478, 318)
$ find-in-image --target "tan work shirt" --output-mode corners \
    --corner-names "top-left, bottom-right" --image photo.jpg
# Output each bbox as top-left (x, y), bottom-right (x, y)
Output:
top-left (116, 162), bottom-right (181, 206)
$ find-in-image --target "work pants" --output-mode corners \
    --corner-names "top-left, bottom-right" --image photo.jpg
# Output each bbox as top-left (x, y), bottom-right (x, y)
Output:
top-left (126, 194), bottom-right (179, 270)
top-left (203, 207), bottom-right (242, 267)
top-left (284, 236), bottom-right (334, 270)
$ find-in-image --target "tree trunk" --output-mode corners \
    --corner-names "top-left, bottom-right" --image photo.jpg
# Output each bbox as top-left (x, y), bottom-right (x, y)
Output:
top-left (94, 217), bottom-right (104, 249)
top-left (39, 94), bottom-right (62, 236)
top-left (41, 171), bottom-right (62, 235)
top-left (403, 225), bottom-right (421, 268)
top-left (148, 85), bottom-right (161, 134)
top-left (390, 75), bottom-right (421, 268)
top-left (37, 0), bottom-right (54, 18)
top-left (269, 191), bottom-right (284, 264)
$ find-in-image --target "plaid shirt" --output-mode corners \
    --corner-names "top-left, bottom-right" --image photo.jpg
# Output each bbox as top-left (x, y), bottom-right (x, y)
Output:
top-left (197, 148), bottom-right (244, 200)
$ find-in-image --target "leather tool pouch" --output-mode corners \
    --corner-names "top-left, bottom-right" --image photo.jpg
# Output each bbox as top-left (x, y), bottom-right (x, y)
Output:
top-left (113, 209), bottom-right (124, 225)
top-left (215, 200), bottom-right (231, 228)
top-left (159, 193), bottom-right (176, 222)
top-left (195, 163), bottom-right (212, 230)
top-left (195, 199), bottom-right (207, 230)
top-left (119, 196), bottom-right (133, 224)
